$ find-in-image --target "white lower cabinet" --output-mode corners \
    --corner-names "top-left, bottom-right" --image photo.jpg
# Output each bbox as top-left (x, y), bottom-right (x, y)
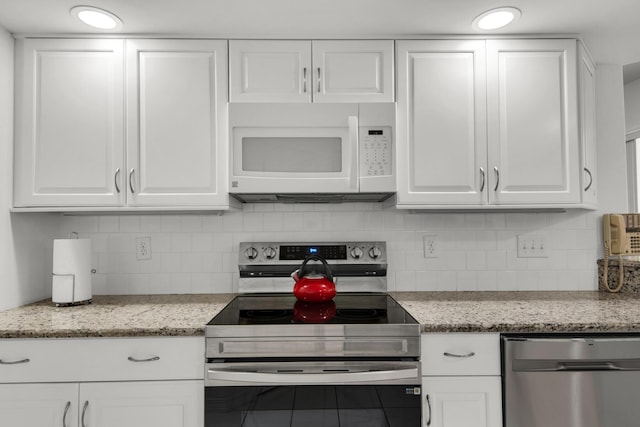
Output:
top-left (421, 333), bottom-right (502, 427)
top-left (0, 337), bottom-right (204, 427)
top-left (0, 381), bottom-right (202, 427)
top-left (422, 377), bottom-right (502, 427)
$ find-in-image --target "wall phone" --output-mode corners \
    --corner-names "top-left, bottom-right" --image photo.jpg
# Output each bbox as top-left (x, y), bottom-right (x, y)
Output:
top-left (602, 213), bottom-right (640, 292)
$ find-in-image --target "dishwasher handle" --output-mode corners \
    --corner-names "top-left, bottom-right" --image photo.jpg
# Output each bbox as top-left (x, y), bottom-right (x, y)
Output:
top-left (513, 359), bottom-right (640, 372)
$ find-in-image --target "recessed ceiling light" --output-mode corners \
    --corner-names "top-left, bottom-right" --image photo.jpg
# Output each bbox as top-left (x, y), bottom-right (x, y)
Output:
top-left (472, 7), bottom-right (521, 31)
top-left (70, 6), bottom-right (123, 30)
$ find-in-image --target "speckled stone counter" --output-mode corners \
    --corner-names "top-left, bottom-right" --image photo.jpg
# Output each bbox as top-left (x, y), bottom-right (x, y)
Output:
top-left (2, 292), bottom-right (640, 338)
top-left (0, 294), bottom-right (234, 338)
top-left (391, 291), bottom-right (640, 333)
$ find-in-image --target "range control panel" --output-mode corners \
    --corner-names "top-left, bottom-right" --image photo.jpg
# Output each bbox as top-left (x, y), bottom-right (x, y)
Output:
top-left (239, 241), bottom-right (387, 265)
top-left (360, 126), bottom-right (392, 177)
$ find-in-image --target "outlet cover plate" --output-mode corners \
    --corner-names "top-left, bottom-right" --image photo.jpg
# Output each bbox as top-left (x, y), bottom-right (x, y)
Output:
top-left (517, 234), bottom-right (548, 258)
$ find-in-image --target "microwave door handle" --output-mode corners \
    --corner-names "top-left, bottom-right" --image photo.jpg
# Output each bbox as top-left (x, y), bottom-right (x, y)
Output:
top-left (348, 115), bottom-right (359, 191)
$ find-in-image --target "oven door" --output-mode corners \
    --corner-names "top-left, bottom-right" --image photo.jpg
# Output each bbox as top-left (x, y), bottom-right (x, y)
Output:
top-left (205, 360), bottom-right (421, 427)
top-left (229, 103), bottom-right (359, 194)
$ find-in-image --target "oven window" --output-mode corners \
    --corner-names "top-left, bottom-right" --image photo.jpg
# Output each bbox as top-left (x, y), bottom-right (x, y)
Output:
top-left (205, 385), bottom-right (421, 427)
top-left (242, 137), bottom-right (342, 173)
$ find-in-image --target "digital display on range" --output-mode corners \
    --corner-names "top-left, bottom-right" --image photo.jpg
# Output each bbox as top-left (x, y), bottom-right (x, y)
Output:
top-left (368, 130), bottom-right (384, 135)
top-left (279, 245), bottom-right (347, 260)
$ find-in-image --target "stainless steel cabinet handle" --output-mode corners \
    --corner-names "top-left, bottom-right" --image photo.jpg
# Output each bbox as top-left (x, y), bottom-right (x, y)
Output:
top-left (444, 351), bottom-right (476, 358)
top-left (584, 167), bottom-right (593, 191)
top-left (128, 168), bottom-right (135, 194)
top-left (493, 166), bottom-right (500, 191)
top-left (425, 394), bottom-right (432, 426)
top-left (479, 167), bottom-right (485, 192)
top-left (0, 358), bottom-right (30, 364)
top-left (303, 67), bottom-right (307, 93)
top-left (81, 401), bottom-right (89, 427)
top-left (114, 168), bottom-right (121, 193)
top-left (62, 401), bottom-right (71, 427)
top-left (127, 356), bottom-right (160, 362)
top-left (317, 67), bottom-right (321, 93)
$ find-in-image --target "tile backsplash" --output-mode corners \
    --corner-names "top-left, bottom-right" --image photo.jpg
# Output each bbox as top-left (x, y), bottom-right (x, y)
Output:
top-left (58, 204), bottom-right (600, 295)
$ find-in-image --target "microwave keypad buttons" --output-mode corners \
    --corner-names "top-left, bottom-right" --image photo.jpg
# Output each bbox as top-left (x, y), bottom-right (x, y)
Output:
top-left (361, 127), bottom-right (392, 176)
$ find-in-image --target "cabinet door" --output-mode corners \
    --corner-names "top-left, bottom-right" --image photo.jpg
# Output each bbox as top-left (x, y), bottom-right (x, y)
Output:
top-left (486, 39), bottom-right (580, 205)
top-left (422, 377), bottom-right (502, 427)
top-left (0, 383), bottom-right (79, 427)
top-left (80, 381), bottom-right (203, 427)
top-left (312, 40), bottom-right (394, 103)
top-left (14, 39), bottom-right (125, 207)
top-left (578, 42), bottom-right (598, 206)
top-left (396, 40), bottom-right (488, 205)
top-left (229, 40), bottom-right (311, 102)
top-left (126, 39), bottom-right (229, 207)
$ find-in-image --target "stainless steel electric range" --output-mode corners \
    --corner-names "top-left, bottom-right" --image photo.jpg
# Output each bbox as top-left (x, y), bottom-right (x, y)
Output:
top-left (204, 242), bottom-right (422, 427)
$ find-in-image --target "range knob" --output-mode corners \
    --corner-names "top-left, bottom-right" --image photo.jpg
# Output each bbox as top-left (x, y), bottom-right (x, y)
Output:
top-left (350, 247), bottom-right (364, 259)
top-left (369, 246), bottom-right (382, 259)
top-left (244, 247), bottom-right (258, 260)
top-left (263, 247), bottom-right (277, 259)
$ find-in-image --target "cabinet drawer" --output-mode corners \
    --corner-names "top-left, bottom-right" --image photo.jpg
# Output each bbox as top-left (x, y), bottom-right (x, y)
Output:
top-left (0, 337), bottom-right (204, 383)
top-left (421, 333), bottom-right (500, 376)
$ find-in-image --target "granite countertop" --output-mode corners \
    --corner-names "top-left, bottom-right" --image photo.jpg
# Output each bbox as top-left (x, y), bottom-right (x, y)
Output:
top-left (392, 291), bottom-right (640, 333)
top-left (0, 294), bottom-right (234, 338)
top-left (2, 291), bottom-right (640, 338)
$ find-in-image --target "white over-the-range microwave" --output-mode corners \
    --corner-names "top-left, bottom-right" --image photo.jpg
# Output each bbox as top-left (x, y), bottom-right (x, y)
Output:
top-left (228, 103), bottom-right (395, 203)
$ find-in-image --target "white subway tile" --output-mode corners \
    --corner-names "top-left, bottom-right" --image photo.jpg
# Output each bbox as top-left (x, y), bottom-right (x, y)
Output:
top-left (160, 253), bottom-right (181, 273)
top-left (222, 212), bottom-right (244, 232)
top-left (140, 216), bottom-right (162, 232)
top-left (405, 250), bottom-right (426, 271)
top-left (243, 212), bottom-right (264, 232)
top-left (476, 271), bottom-right (498, 291)
top-left (130, 274), bottom-right (151, 294)
top-left (465, 214), bottom-right (485, 229)
top-left (282, 212), bottom-right (305, 231)
top-left (99, 216), bottom-right (119, 232)
top-left (182, 253), bottom-right (203, 273)
top-left (77, 216), bottom-right (99, 233)
top-left (444, 213), bottom-right (465, 229)
top-left (182, 216), bottom-right (203, 232)
top-left (192, 233), bottom-right (213, 252)
top-left (171, 233), bottom-right (192, 252)
top-left (108, 234), bottom-right (131, 254)
top-left (476, 230), bottom-right (497, 250)
top-left (212, 273), bottom-right (234, 293)
top-left (212, 233), bottom-right (234, 252)
top-left (517, 271), bottom-right (538, 290)
top-left (395, 271), bottom-right (416, 291)
top-left (538, 271), bottom-right (559, 291)
top-left (486, 250), bottom-right (508, 270)
top-left (263, 213), bottom-right (284, 231)
top-left (415, 271), bottom-right (438, 291)
top-left (485, 213), bottom-right (506, 229)
top-left (438, 271), bottom-right (457, 291)
top-left (455, 230), bottom-right (477, 250)
top-left (497, 271), bottom-right (518, 291)
top-left (202, 252), bottom-right (223, 273)
top-left (191, 273), bottom-right (214, 293)
top-left (202, 215), bottom-right (224, 232)
top-left (160, 215), bottom-right (182, 232)
top-left (119, 216), bottom-right (140, 232)
top-left (456, 271), bottom-right (477, 291)
top-left (149, 273), bottom-right (172, 294)
top-left (170, 273), bottom-right (191, 293)
top-left (466, 251), bottom-right (487, 270)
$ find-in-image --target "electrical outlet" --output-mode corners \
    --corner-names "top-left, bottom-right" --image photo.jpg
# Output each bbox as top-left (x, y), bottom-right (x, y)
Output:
top-left (423, 234), bottom-right (439, 258)
top-left (517, 234), bottom-right (548, 258)
top-left (136, 236), bottom-right (152, 260)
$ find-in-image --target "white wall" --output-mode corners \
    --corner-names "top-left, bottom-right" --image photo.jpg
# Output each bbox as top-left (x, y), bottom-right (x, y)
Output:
top-left (0, 27), bottom-right (62, 311)
top-left (625, 78), bottom-right (640, 137)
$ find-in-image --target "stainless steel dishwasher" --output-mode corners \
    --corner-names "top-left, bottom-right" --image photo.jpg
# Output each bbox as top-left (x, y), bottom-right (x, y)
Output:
top-left (503, 335), bottom-right (640, 427)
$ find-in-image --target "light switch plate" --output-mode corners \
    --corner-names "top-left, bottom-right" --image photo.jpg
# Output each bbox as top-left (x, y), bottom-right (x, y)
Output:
top-left (517, 234), bottom-right (548, 258)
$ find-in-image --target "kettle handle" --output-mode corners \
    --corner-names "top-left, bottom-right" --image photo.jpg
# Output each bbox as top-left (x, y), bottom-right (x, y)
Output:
top-left (297, 255), bottom-right (334, 282)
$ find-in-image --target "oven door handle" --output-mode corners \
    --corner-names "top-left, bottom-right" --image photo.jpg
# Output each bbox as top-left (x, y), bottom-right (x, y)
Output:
top-left (207, 366), bottom-right (419, 385)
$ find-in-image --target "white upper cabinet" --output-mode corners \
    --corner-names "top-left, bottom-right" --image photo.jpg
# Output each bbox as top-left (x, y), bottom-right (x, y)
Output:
top-left (486, 39), bottom-right (580, 205)
top-left (13, 38), bottom-right (125, 207)
top-left (229, 40), bottom-right (394, 103)
top-left (126, 39), bottom-right (229, 207)
top-left (396, 38), bottom-right (582, 208)
top-left (396, 40), bottom-right (487, 205)
top-left (14, 38), bottom-right (231, 210)
top-left (578, 41), bottom-right (598, 207)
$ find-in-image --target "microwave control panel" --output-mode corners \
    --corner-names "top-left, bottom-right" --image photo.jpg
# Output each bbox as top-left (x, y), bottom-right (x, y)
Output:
top-left (360, 126), bottom-right (392, 177)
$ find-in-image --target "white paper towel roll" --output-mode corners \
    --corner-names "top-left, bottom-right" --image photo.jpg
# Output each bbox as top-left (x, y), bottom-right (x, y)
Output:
top-left (52, 239), bottom-right (92, 305)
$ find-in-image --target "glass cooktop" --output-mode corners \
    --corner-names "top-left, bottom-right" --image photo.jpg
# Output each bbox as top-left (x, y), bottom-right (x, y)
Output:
top-left (208, 293), bottom-right (418, 326)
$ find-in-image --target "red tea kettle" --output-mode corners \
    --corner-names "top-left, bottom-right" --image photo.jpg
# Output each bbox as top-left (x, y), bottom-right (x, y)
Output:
top-left (292, 255), bottom-right (336, 302)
